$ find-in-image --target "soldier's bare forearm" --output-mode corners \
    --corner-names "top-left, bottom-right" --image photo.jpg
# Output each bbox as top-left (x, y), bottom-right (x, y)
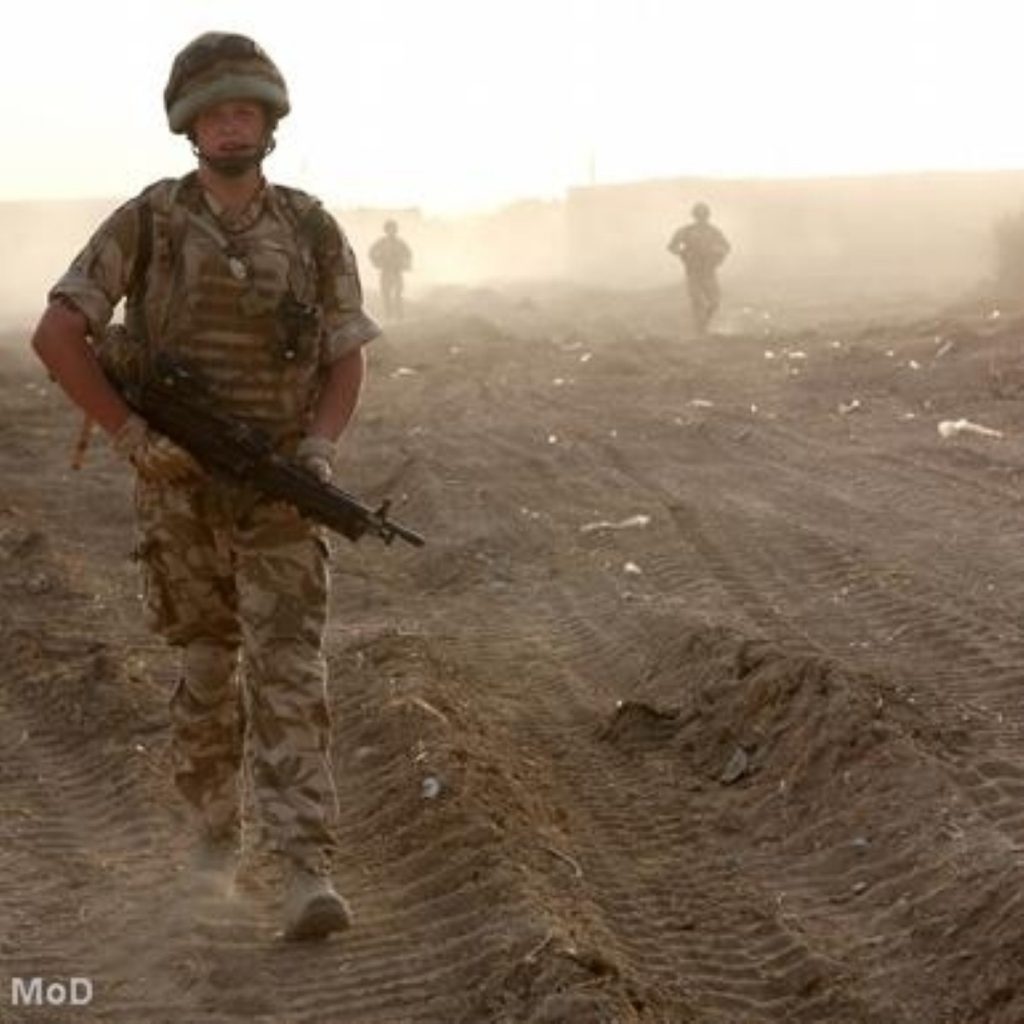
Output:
top-left (31, 302), bottom-right (133, 435)
top-left (308, 347), bottom-right (365, 441)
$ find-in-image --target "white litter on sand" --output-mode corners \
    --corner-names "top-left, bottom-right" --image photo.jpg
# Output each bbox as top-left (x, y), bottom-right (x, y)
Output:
top-left (937, 418), bottom-right (1003, 440)
top-left (580, 514), bottom-right (652, 534)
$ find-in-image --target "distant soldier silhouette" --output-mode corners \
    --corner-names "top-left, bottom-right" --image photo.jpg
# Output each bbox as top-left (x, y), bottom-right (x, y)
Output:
top-left (369, 220), bottom-right (412, 320)
top-left (667, 202), bottom-right (731, 337)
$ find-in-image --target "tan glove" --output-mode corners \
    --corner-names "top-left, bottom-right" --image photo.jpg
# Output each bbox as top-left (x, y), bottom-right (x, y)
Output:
top-left (296, 435), bottom-right (336, 483)
top-left (110, 414), bottom-right (202, 484)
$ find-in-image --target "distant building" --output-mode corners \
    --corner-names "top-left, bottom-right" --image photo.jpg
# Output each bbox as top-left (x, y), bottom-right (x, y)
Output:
top-left (7, 170), bottom-right (1024, 327)
top-left (331, 200), bottom-right (565, 286)
top-left (566, 170), bottom-right (1024, 300)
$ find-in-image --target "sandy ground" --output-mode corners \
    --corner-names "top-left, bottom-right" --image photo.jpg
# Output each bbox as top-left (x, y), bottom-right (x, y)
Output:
top-left (4, 282), bottom-right (1024, 1023)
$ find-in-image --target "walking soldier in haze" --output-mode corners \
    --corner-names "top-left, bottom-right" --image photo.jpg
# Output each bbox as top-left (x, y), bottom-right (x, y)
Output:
top-left (30, 31), bottom-right (381, 941)
top-left (667, 201), bottom-right (731, 337)
top-left (368, 219), bottom-right (413, 320)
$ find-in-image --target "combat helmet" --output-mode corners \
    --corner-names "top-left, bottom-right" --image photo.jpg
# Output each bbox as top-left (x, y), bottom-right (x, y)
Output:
top-left (164, 32), bottom-right (290, 135)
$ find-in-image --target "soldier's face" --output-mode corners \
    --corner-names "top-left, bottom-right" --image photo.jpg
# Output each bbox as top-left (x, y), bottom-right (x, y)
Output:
top-left (193, 100), bottom-right (268, 157)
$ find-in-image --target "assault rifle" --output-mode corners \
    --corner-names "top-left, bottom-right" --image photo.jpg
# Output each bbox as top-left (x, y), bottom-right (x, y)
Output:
top-left (108, 350), bottom-right (425, 548)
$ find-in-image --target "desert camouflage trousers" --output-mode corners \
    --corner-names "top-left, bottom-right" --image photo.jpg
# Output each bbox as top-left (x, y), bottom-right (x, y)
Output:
top-left (379, 268), bottom-right (405, 319)
top-left (686, 269), bottom-right (721, 335)
top-left (135, 476), bottom-right (339, 871)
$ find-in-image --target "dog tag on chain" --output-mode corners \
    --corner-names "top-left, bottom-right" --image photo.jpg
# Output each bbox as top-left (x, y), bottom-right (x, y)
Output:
top-left (228, 256), bottom-right (248, 281)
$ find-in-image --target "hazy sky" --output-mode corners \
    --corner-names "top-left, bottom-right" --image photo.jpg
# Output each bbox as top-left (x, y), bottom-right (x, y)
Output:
top-left (5, 0), bottom-right (1023, 213)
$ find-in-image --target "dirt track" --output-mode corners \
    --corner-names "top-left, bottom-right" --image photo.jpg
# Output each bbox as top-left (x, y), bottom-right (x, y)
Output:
top-left (4, 284), bottom-right (1024, 1023)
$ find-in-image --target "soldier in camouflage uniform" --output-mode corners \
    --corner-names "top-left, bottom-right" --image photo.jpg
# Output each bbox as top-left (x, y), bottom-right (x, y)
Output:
top-left (368, 219), bottom-right (413, 320)
top-left (667, 201), bottom-right (731, 337)
top-left (30, 32), bottom-right (380, 941)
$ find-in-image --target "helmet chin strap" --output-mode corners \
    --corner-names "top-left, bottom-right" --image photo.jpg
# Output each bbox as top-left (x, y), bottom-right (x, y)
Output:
top-left (192, 135), bottom-right (276, 178)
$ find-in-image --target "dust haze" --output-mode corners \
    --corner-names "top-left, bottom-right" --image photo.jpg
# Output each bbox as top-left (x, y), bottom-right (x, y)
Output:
top-left (4, 168), bottom-right (1024, 336)
top-left (9, 215), bottom-right (1024, 1019)
top-left (10, 169), bottom-right (1024, 1024)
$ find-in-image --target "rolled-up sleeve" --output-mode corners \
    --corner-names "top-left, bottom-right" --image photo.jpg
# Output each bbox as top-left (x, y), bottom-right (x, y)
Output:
top-left (48, 199), bottom-right (142, 341)
top-left (318, 213), bottom-right (381, 364)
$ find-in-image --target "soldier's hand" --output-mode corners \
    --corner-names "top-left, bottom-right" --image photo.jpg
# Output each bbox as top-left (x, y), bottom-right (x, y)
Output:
top-left (110, 414), bottom-right (202, 483)
top-left (296, 435), bottom-right (336, 483)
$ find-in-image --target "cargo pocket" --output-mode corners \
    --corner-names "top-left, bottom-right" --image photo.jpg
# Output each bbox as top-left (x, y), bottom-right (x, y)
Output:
top-left (135, 537), bottom-right (182, 642)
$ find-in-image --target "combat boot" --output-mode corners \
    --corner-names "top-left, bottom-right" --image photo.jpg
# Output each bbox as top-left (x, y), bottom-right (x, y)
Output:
top-left (282, 864), bottom-right (352, 941)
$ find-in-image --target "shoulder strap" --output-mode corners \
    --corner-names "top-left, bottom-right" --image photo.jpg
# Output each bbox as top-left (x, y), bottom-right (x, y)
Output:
top-left (277, 185), bottom-right (333, 297)
top-left (121, 195), bottom-right (155, 350)
top-left (127, 197), bottom-right (154, 302)
top-left (124, 178), bottom-right (189, 349)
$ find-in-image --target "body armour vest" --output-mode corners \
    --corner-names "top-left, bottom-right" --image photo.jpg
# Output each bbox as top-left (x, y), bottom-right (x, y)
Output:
top-left (126, 175), bottom-right (327, 449)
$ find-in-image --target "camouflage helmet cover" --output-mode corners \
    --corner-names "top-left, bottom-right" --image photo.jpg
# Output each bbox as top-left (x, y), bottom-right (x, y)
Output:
top-left (164, 32), bottom-right (290, 135)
